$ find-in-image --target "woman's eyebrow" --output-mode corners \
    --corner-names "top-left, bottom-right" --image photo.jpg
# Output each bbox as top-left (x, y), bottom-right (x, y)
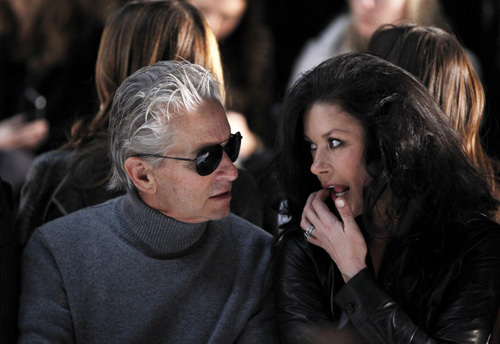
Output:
top-left (321, 128), bottom-right (350, 138)
top-left (304, 128), bottom-right (350, 141)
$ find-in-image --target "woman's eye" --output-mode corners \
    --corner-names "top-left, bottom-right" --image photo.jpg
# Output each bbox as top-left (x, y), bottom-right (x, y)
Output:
top-left (308, 142), bottom-right (317, 151)
top-left (329, 139), bottom-right (342, 148)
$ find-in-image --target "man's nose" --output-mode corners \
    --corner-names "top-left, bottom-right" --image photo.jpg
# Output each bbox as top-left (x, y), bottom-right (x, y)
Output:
top-left (360, 0), bottom-right (376, 10)
top-left (215, 151), bottom-right (238, 181)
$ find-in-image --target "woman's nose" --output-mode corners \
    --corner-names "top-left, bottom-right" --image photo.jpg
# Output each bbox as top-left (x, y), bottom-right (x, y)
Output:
top-left (310, 151), bottom-right (332, 176)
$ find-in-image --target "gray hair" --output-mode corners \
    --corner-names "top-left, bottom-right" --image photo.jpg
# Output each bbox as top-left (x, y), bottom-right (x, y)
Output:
top-left (108, 60), bottom-right (224, 192)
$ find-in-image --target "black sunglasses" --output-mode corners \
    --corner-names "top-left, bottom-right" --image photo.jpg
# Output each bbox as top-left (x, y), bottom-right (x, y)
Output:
top-left (133, 132), bottom-right (242, 176)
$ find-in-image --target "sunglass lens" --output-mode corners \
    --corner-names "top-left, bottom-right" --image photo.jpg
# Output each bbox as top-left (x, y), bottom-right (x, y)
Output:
top-left (195, 133), bottom-right (241, 176)
top-left (195, 145), bottom-right (223, 176)
top-left (225, 132), bottom-right (241, 162)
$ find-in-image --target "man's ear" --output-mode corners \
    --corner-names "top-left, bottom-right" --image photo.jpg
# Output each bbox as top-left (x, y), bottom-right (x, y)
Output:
top-left (124, 157), bottom-right (157, 194)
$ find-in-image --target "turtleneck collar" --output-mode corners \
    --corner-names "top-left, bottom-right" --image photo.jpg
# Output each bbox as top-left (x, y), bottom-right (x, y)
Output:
top-left (115, 191), bottom-right (208, 259)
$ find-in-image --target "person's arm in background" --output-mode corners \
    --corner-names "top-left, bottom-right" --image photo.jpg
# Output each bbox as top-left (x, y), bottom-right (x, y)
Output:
top-left (0, 115), bottom-right (48, 151)
top-left (0, 177), bottom-right (18, 344)
top-left (16, 151), bottom-right (68, 246)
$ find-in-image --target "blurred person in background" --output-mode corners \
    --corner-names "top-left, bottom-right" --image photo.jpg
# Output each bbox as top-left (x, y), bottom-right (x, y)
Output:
top-left (0, 0), bottom-right (105, 199)
top-left (368, 24), bottom-right (500, 222)
top-left (287, 0), bottom-right (449, 88)
top-left (0, 176), bottom-right (17, 343)
top-left (1, 0), bottom-right (104, 152)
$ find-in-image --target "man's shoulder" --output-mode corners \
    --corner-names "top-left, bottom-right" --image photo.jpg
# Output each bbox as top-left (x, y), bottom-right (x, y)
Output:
top-left (213, 214), bottom-right (274, 258)
top-left (34, 196), bottom-right (121, 240)
top-left (211, 214), bottom-right (275, 286)
top-left (226, 213), bottom-right (273, 240)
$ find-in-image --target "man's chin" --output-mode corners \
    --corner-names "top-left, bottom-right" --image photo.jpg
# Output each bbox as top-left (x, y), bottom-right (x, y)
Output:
top-left (208, 206), bottom-right (231, 221)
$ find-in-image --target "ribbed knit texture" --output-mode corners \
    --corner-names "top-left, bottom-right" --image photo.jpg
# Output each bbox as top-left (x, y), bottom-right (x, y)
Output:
top-left (18, 193), bottom-right (278, 343)
top-left (117, 192), bottom-right (207, 258)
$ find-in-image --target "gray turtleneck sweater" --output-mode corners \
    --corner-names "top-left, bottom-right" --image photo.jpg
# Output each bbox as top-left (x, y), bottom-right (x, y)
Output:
top-left (18, 192), bottom-right (278, 343)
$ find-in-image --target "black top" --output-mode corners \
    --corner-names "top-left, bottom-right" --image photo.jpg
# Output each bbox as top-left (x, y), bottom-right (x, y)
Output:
top-left (0, 177), bottom-right (17, 344)
top-left (274, 215), bottom-right (500, 343)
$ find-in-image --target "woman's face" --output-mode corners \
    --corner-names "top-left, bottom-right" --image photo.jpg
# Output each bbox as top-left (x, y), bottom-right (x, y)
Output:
top-left (349, 0), bottom-right (408, 40)
top-left (188, 0), bottom-right (247, 41)
top-left (303, 102), bottom-right (371, 217)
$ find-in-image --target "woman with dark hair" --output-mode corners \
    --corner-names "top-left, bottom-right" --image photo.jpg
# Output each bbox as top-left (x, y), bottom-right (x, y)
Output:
top-left (18, 0), bottom-right (265, 246)
top-left (274, 52), bottom-right (500, 343)
top-left (368, 24), bottom-right (500, 222)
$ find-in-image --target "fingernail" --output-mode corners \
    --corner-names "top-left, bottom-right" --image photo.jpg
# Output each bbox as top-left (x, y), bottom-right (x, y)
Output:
top-left (336, 199), bottom-right (345, 208)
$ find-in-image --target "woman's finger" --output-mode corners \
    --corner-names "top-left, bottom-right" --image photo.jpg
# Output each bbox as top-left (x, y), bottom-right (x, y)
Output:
top-left (334, 198), bottom-right (356, 232)
top-left (310, 189), bottom-right (343, 232)
top-left (301, 192), bottom-right (321, 235)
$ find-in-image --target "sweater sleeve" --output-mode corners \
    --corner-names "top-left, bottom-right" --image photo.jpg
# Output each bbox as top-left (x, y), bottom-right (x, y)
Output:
top-left (335, 226), bottom-right (500, 344)
top-left (18, 230), bottom-right (74, 343)
top-left (236, 259), bottom-right (280, 343)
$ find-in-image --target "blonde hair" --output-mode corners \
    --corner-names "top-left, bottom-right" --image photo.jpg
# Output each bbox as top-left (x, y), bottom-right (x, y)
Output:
top-left (344, 0), bottom-right (446, 52)
top-left (406, 0), bottom-right (444, 25)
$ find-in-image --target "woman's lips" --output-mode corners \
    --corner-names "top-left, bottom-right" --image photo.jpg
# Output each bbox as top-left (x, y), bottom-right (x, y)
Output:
top-left (327, 185), bottom-right (350, 198)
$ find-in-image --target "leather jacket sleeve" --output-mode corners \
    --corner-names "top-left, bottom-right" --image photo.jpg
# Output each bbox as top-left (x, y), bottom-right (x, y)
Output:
top-left (0, 177), bottom-right (18, 343)
top-left (274, 228), bottom-right (365, 343)
top-left (16, 150), bottom-right (70, 246)
top-left (275, 221), bottom-right (500, 344)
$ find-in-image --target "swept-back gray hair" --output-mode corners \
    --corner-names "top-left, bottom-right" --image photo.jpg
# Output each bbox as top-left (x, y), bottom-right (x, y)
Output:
top-left (108, 60), bottom-right (224, 192)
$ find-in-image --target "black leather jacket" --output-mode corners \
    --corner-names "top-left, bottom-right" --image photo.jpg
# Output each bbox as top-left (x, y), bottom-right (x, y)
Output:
top-left (274, 216), bottom-right (500, 343)
top-left (17, 149), bottom-right (268, 246)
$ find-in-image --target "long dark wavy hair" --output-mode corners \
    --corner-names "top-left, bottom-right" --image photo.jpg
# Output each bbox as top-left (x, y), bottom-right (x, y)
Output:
top-left (277, 52), bottom-right (499, 238)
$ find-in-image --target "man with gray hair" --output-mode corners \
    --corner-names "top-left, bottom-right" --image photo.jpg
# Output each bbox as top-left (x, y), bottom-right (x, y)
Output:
top-left (18, 61), bottom-right (278, 343)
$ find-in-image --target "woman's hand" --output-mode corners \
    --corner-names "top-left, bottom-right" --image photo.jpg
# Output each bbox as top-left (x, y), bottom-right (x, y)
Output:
top-left (301, 188), bottom-right (367, 282)
top-left (0, 115), bottom-right (48, 150)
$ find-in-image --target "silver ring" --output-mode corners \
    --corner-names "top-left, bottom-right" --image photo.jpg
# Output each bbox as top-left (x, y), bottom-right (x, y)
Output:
top-left (304, 225), bottom-right (315, 238)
